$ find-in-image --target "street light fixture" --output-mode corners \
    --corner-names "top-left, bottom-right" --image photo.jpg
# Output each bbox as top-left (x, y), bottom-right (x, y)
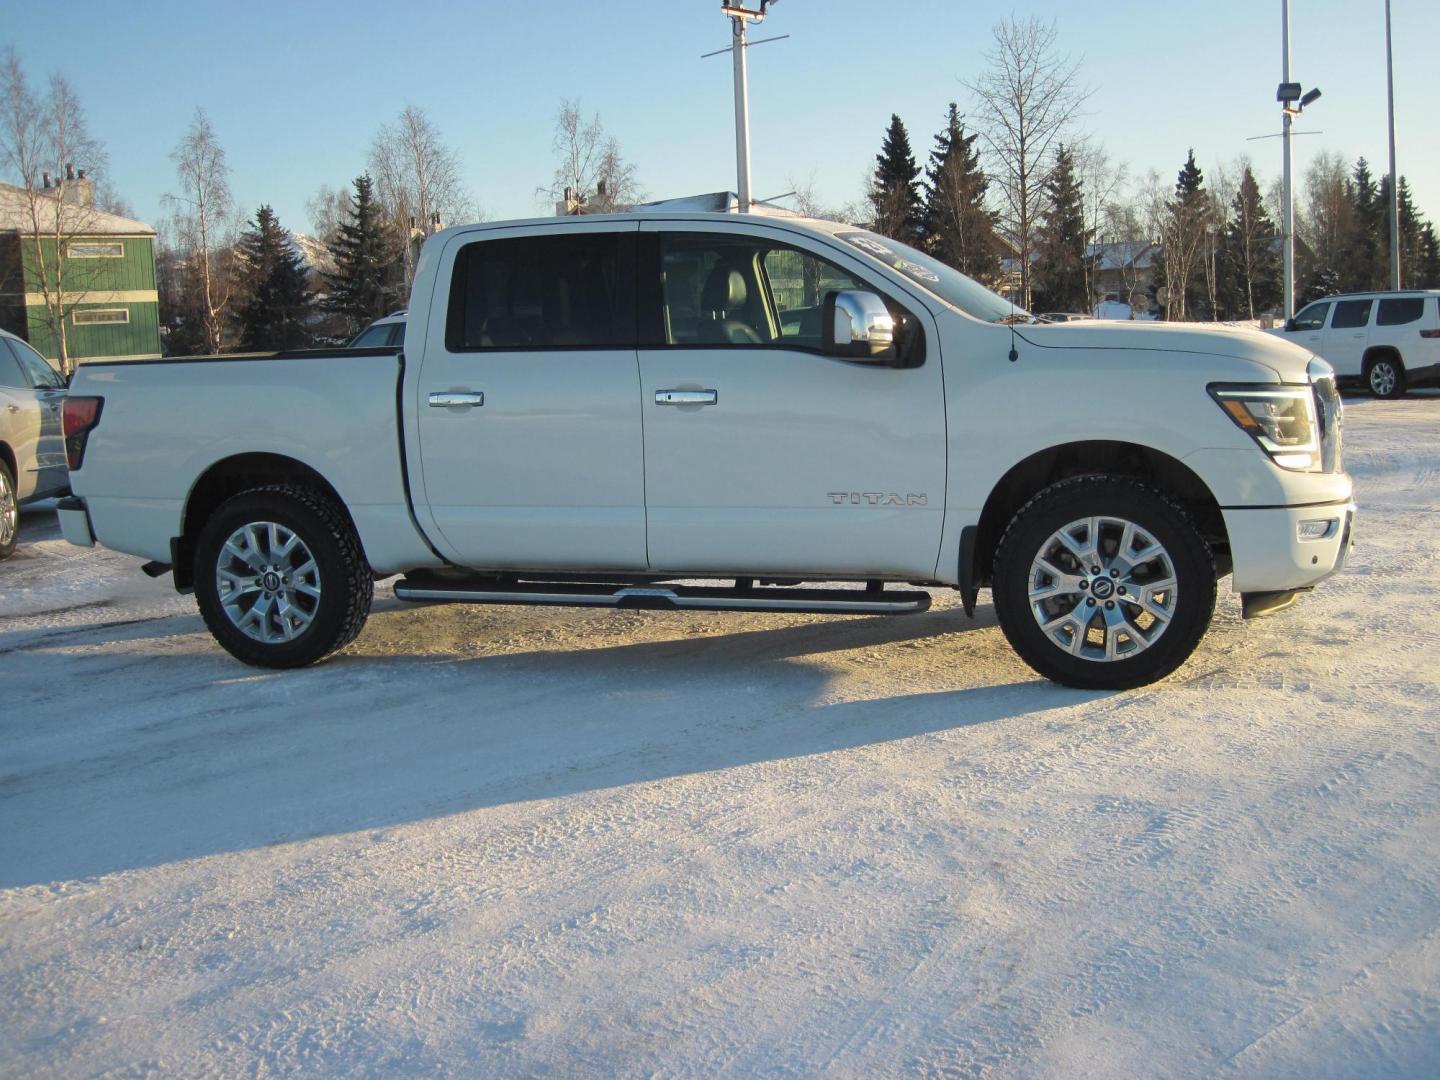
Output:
top-left (1278, 0), bottom-right (1322, 322)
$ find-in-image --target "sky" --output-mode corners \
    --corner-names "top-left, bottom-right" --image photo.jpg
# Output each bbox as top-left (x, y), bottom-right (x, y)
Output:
top-left (2, 0), bottom-right (1435, 239)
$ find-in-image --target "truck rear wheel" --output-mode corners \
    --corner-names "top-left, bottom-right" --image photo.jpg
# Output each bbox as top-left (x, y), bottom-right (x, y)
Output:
top-left (1366, 354), bottom-right (1406, 399)
top-left (194, 485), bottom-right (373, 668)
top-left (992, 476), bottom-right (1215, 690)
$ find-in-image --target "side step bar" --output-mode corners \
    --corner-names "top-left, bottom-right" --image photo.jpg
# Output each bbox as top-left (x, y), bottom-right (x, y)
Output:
top-left (392, 577), bottom-right (932, 616)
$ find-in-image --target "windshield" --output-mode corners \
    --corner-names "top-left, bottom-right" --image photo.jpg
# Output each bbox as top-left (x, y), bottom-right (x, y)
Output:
top-left (835, 230), bottom-right (1025, 324)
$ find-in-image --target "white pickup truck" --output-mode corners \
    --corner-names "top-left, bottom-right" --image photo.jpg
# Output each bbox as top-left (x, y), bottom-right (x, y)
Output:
top-left (57, 212), bottom-right (1354, 689)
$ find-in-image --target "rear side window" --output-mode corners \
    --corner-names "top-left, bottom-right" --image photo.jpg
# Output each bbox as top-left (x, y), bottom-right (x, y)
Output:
top-left (446, 232), bottom-right (634, 351)
top-left (350, 324), bottom-right (391, 348)
top-left (1330, 299), bottom-right (1373, 330)
top-left (0, 340), bottom-right (27, 388)
top-left (1292, 302), bottom-right (1329, 331)
top-left (1376, 298), bottom-right (1425, 326)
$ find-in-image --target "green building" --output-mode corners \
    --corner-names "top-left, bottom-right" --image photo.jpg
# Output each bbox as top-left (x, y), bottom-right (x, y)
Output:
top-left (0, 179), bottom-right (161, 365)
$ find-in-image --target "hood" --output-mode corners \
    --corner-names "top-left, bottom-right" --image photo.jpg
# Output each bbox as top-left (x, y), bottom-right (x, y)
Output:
top-left (1014, 320), bottom-right (1314, 382)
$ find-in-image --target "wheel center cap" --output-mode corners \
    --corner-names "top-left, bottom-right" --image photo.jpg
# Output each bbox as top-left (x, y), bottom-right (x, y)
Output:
top-left (1091, 577), bottom-right (1116, 600)
top-left (262, 571), bottom-right (282, 592)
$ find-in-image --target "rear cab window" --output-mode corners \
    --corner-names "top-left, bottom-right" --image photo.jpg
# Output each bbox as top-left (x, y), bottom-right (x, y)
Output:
top-left (446, 232), bottom-right (634, 351)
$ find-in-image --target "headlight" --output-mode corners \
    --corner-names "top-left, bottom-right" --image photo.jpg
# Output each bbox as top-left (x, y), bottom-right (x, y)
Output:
top-left (1210, 385), bottom-right (1320, 471)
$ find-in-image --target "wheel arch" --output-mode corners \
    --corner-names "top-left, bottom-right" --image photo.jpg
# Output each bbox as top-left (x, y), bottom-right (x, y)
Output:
top-left (0, 441), bottom-right (15, 483)
top-left (969, 440), bottom-right (1229, 588)
top-left (1362, 344), bottom-right (1404, 370)
top-left (176, 452), bottom-right (361, 591)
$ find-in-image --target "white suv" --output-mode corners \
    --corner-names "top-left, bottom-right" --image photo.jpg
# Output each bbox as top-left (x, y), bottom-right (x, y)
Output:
top-left (1272, 290), bottom-right (1440, 398)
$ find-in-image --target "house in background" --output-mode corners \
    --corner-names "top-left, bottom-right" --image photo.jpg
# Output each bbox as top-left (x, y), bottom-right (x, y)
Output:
top-left (0, 173), bottom-right (161, 365)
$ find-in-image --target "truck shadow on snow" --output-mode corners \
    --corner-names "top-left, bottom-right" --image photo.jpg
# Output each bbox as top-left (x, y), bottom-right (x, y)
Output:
top-left (0, 599), bottom-right (1105, 887)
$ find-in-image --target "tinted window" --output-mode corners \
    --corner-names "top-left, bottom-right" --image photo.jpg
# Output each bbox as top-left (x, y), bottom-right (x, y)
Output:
top-left (1331, 299), bottom-right (1373, 330)
top-left (10, 338), bottom-right (64, 388)
top-left (0, 340), bottom-right (27, 388)
top-left (446, 232), bottom-right (632, 350)
top-left (1292, 302), bottom-right (1329, 331)
top-left (1376, 298), bottom-right (1425, 326)
top-left (350, 324), bottom-right (392, 348)
top-left (388, 323), bottom-right (406, 346)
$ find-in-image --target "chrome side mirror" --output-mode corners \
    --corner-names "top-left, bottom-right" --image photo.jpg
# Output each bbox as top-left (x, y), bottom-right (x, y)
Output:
top-left (823, 290), bottom-right (896, 362)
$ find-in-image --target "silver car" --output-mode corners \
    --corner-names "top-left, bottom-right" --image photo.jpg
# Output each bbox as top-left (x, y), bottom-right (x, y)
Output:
top-left (0, 328), bottom-right (68, 560)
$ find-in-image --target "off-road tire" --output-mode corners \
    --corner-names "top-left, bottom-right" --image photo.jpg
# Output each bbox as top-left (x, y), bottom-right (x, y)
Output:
top-left (992, 475), bottom-right (1216, 690)
top-left (194, 484), bottom-right (373, 668)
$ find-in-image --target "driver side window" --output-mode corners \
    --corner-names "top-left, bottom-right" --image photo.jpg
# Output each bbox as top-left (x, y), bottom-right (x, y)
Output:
top-left (1292, 302), bottom-right (1330, 332)
top-left (657, 234), bottom-right (866, 350)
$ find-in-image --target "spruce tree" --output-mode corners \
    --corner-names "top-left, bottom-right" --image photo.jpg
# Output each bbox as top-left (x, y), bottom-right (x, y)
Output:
top-left (233, 205), bottom-right (315, 352)
top-left (323, 174), bottom-right (393, 337)
top-left (1342, 158), bottom-right (1385, 291)
top-left (868, 114), bottom-right (922, 245)
top-left (1160, 150), bottom-right (1208, 320)
top-left (1417, 222), bottom-right (1440, 290)
top-left (921, 103), bottom-right (1000, 284)
top-left (1396, 176), bottom-right (1423, 287)
top-left (1030, 144), bottom-right (1091, 313)
top-left (1218, 165), bottom-right (1281, 320)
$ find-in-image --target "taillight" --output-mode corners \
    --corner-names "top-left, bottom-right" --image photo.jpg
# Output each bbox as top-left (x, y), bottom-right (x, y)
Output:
top-left (61, 396), bottom-right (104, 471)
top-left (1420, 328), bottom-right (1440, 339)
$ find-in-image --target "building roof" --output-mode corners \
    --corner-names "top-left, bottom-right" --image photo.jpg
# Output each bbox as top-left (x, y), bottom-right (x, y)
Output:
top-left (0, 182), bottom-right (155, 236)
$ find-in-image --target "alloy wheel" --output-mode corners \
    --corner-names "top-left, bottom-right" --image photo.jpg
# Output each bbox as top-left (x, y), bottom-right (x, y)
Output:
top-left (1027, 515), bottom-right (1179, 663)
top-left (215, 521), bottom-right (323, 643)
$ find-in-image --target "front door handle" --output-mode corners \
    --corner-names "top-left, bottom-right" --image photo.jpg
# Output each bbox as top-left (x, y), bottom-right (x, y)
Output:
top-left (655, 389), bottom-right (717, 406)
top-left (429, 391), bottom-right (484, 408)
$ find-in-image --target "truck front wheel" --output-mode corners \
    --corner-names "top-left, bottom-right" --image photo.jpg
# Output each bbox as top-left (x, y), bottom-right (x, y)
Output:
top-left (992, 476), bottom-right (1215, 690)
top-left (194, 485), bottom-right (373, 668)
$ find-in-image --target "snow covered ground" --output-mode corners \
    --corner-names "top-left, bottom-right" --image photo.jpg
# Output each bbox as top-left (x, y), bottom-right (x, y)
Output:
top-left (2, 395), bottom-right (1438, 1078)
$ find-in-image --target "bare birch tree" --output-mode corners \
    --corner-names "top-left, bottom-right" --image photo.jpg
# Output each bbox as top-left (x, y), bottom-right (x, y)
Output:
top-left (964, 16), bottom-right (1089, 310)
top-left (1, 48), bottom-right (110, 374)
top-left (164, 108), bottom-right (236, 354)
top-left (1072, 140), bottom-right (1126, 305)
top-left (369, 105), bottom-right (475, 289)
top-left (546, 100), bottom-right (642, 214)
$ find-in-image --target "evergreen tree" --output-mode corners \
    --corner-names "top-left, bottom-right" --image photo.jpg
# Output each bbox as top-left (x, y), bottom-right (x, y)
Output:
top-left (1159, 150), bottom-right (1209, 320)
top-left (1218, 165), bottom-right (1281, 320)
top-left (1030, 144), bottom-right (1091, 313)
top-left (323, 174), bottom-right (393, 336)
top-left (1417, 221), bottom-right (1440, 290)
top-left (868, 114), bottom-right (922, 245)
top-left (1341, 157), bottom-right (1385, 291)
top-left (1396, 176), bottom-right (1423, 287)
top-left (921, 103), bottom-right (1001, 285)
top-left (232, 205), bottom-right (314, 351)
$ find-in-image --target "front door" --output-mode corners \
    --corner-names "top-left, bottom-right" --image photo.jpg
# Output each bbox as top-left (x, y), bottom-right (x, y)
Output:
top-left (2, 337), bottom-right (67, 498)
top-left (636, 225), bottom-right (947, 578)
top-left (413, 223), bottom-right (647, 570)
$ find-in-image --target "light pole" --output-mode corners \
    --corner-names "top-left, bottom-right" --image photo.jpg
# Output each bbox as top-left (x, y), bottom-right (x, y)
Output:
top-left (712, 3), bottom-right (785, 213)
top-left (1277, 0), bottom-right (1320, 321)
top-left (1385, 0), bottom-right (1400, 289)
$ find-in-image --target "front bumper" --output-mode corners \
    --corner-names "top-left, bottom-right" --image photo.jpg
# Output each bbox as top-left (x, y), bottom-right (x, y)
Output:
top-left (1224, 501), bottom-right (1355, 593)
top-left (56, 496), bottom-right (95, 548)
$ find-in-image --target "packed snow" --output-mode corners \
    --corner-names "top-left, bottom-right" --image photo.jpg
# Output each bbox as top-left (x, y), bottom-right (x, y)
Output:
top-left (1, 395), bottom-right (1438, 1077)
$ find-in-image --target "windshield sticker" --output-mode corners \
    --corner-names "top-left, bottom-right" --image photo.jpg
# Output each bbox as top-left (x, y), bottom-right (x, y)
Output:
top-left (893, 259), bottom-right (940, 283)
top-left (839, 233), bottom-right (894, 258)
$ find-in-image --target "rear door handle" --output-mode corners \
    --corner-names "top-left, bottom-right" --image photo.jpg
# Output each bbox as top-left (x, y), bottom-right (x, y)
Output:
top-left (655, 389), bottom-right (717, 406)
top-left (429, 391), bottom-right (484, 408)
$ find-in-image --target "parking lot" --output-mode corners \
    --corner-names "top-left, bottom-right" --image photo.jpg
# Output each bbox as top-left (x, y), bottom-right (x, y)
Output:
top-left (2, 394), bottom-right (1438, 1077)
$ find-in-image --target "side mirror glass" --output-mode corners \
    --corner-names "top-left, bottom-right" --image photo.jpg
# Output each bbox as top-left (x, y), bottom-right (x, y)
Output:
top-left (822, 290), bottom-right (896, 363)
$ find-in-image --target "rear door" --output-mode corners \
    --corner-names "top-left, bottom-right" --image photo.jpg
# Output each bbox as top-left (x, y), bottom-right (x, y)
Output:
top-left (2, 338), bottom-right (67, 497)
top-left (412, 222), bottom-right (647, 570)
top-left (1322, 298), bottom-right (1374, 378)
top-left (635, 222), bottom-right (946, 578)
